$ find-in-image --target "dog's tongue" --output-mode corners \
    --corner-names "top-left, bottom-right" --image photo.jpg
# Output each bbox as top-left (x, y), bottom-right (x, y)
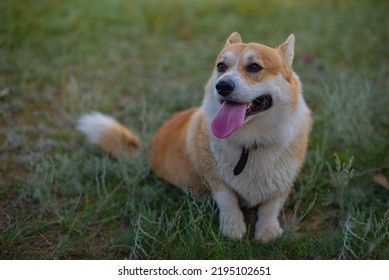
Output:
top-left (211, 101), bottom-right (247, 139)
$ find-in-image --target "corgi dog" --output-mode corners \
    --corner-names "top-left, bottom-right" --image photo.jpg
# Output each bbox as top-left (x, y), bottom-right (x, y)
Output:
top-left (77, 32), bottom-right (312, 242)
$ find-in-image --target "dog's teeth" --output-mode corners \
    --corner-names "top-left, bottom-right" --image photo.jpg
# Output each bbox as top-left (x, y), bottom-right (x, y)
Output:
top-left (247, 102), bottom-right (253, 109)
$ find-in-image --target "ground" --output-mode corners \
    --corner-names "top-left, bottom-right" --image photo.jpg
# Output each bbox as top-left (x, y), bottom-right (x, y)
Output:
top-left (0, 0), bottom-right (388, 259)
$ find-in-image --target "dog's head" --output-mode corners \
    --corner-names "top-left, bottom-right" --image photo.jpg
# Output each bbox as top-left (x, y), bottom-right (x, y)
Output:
top-left (204, 32), bottom-right (301, 140)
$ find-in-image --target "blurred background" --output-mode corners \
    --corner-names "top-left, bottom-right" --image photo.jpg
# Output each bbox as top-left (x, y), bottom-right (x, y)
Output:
top-left (0, 0), bottom-right (388, 259)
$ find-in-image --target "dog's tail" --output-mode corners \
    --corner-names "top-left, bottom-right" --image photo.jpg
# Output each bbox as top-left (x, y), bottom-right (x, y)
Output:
top-left (77, 112), bottom-right (141, 161)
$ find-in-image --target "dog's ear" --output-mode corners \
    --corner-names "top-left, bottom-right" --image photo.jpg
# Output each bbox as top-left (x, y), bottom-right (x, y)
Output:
top-left (277, 34), bottom-right (295, 66)
top-left (225, 32), bottom-right (242, 45)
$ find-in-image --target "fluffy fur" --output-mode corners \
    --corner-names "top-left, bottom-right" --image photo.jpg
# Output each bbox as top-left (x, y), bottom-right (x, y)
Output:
top-left (78, 32), bottom-right (312, 242)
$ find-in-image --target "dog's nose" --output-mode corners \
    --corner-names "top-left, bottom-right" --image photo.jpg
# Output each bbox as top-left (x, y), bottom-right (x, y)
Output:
top-left (215, 80), bottom-right (235, 96)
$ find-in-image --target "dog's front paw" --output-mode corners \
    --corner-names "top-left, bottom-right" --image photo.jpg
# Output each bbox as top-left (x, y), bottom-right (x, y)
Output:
top-left (220, 211), bottom-right (247, 240)
top-left (255, 221), bottom-right (283, 243)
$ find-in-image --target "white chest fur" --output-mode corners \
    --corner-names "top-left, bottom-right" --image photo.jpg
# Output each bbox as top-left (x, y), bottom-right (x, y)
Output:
top-left (209, 138), bottom-right (300, 207)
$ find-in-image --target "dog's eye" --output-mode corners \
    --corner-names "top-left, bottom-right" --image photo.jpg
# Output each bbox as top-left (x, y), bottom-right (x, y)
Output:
top-left (217, 62), bottom-right (228, 73)
top-left (246, 63), bottom-right (262, 73)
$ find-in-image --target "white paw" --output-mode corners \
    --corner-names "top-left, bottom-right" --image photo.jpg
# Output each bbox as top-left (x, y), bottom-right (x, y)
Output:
top-left (255, 222), bottom-right (283, 243)
top-left (219, 211), bottom-right (247, 240)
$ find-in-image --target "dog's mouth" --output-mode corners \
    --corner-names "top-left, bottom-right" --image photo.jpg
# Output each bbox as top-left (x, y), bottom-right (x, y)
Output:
top-left (220, 94), bottom-right (273, 118)
top-left (211, 94), bottom-right (273, 139)
top-left (218, 94), bottom-right (273, 116)
top-left (244, 94), bottom-right (273, 116)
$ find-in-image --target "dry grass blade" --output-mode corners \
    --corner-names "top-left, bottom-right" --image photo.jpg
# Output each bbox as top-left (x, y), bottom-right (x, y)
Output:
top-left (372, 174), bottom-right (389, 190)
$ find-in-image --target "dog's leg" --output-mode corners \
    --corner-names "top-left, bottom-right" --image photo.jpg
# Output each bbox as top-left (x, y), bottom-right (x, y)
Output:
top-left (213, 187), bottom-right (246, 240)
top-left (254, 193), bottom-right (288, 243)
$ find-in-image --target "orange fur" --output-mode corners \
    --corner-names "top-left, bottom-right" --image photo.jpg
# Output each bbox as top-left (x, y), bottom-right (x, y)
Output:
top-left (98, 121), bottom-right (140, 161)
top-left (290, 113), bottom-right (312, 161)
top-left (148, 108), bottom-right (206, 194)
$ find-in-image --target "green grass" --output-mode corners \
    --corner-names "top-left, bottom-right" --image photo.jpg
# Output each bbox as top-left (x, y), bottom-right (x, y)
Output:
top-left (1, 0), bottom-right (388, 259)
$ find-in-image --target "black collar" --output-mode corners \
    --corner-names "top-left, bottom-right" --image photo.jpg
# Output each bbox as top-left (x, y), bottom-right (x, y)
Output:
top-left (233, 147), bottom-right (249, 176)
top-left (233, 143), bottom-right (258, 176)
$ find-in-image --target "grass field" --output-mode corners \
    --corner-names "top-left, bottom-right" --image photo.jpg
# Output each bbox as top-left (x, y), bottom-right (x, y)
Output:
top-left (1, 0), bottom-right (388, 259)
